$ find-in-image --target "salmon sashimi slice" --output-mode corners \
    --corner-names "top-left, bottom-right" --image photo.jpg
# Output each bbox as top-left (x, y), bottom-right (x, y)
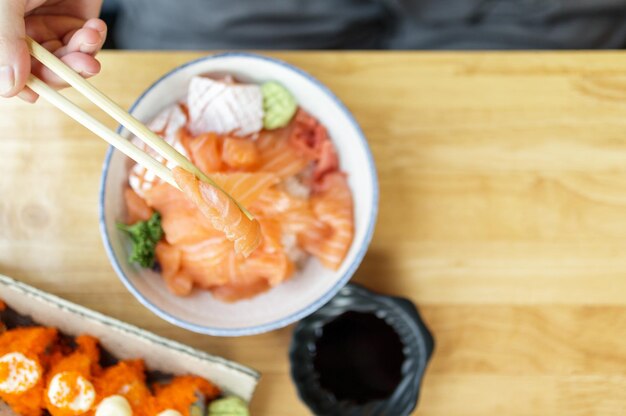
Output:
top-left (222, 136), bottom-right (260, 170)
top-left (258, 218), bottom-right (282, 253)
top-left (188, 132), bottom-right (223, 174)
top-left (124, 187), bottom-right (153, 224)
top-left (144, 183), bottom-right (217, 245)
top-left (257, 129), bottom-right (311, 178)
top-left (244, 250), bottom-right (295, 287)
top-left (210, 172), bottom-right (279, 207)
top-left (155, 242), bottom-right (193, 296)
top-left (153, 214), bottom-right (231, 291)
top-left (206, 249), bottom-right (293, 301)
top-left (180, 232), bottom-right (292, 291)
top-left (301, 173), bottom-right (354, 270)
top-left (251, 188), bottom-right (330, 236)
top-left (172, 167), bottom-right (262, 257)
top-left (250, 188), bottom-right (305, 214)
top-left (210, 279), bottom-right (271, 303)
top-left (178, 238), bottom-right (233, 288)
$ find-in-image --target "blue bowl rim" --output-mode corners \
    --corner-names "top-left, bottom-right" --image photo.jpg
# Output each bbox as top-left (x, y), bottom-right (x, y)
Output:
top-left (99, 52), bottom-right (379, 337)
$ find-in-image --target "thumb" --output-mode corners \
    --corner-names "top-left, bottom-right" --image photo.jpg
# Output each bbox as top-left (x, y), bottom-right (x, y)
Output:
top-left (0, 0), bottom-right (30, 98)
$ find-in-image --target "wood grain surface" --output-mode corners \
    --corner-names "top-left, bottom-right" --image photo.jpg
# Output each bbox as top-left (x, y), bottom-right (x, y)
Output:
top-left (3, 51), bottom-right (626, 415)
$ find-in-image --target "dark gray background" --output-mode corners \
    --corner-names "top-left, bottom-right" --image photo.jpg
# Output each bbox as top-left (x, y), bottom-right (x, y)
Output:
top-left (101, 0), bottom-right (626, 50)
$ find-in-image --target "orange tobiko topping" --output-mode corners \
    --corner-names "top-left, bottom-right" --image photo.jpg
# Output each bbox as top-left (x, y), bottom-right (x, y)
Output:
top-left (153, 375), bottom-right (221, 415)
top-left (94, 359), bottom-right (153, 415)
top-left (0, 302), bottom-right (223, 416)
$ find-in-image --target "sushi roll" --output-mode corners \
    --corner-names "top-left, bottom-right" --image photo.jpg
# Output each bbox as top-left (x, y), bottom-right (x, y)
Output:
top-left (0, 326), bottom-right (57, 416)
top-left (44, 336), bottom-right (99, 415)
top-left (95, 395), bottom-right (132, 416)
top-left (0, 301), bottom-right (243, 416)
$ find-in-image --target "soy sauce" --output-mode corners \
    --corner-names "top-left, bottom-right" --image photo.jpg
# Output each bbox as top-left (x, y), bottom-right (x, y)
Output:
top-left (313, 311), bottom-right (405, 404)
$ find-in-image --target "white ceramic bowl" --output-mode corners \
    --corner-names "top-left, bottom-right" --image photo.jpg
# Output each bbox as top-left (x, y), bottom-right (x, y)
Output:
top-left (99, 53), bottom-right (378, 336)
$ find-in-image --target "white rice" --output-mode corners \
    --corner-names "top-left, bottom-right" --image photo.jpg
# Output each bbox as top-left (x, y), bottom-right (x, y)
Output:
top-left (282, 232), bottom-right (309, 266)
top-left (282, 176), bottom-right (310, 199)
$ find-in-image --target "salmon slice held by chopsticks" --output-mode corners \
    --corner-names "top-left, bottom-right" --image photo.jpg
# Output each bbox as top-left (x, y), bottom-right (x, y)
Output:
top-left (172, 167), bottom-right (263, 258)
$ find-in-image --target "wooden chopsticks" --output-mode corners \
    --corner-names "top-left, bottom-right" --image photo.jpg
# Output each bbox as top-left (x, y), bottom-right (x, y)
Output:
top-left (26, 75), bottom-right (179, 188)
top-left (25, 36), bottom-right (253, 219)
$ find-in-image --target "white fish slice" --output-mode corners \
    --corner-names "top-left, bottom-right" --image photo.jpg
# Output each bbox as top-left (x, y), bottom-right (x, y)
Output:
top-left (187, 76), bottom-right (263, 137)
top-left (129, 138), bottom-right (189, 197)
top-left (147, 103), bottom-right (188, 139)
top-left (129, 104), bottom-right (190, 197)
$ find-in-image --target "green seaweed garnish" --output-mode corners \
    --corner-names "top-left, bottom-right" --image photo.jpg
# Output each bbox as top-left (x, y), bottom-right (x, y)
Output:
top-left (117, 212), bottom-right (163, 268)
top-left (262, 81), bottom-right (297, 130)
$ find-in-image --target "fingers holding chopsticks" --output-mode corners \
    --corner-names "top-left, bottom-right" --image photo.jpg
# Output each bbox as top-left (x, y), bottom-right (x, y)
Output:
top-left (0, 0), bottom-right (106, 102)
top-left (27, 17), bottom-right (107, 102)
top-left (0, 0), bottom-right (31, 99)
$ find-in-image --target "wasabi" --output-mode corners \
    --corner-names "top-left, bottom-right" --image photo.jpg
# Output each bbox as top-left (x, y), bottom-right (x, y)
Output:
top-left (262, 81), bottom-right (297, 129)
top-left (208, 396), bottom-right (250, 416)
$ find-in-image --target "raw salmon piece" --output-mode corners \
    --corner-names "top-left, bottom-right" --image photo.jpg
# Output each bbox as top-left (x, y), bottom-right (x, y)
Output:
top-left (124, 187), bottom-right (153, 224)
top-left (302, 173), bottom-right (354, 270)
top-left (179, 238), bottom-right (233, 265)
top-left (168, 270), bottom-right (194, 296)
top-left (187, 76), bottom-right (263, 137)
top-left (188, 132), bottom-right (223, 174)
top-left (222, 136), bottom-right (260, 170)
top-left (257, 129), bottom-right (311, 178)
top-left (178, 238), bottom-right (233, 288)
top-left (155, 241), bottom-right (180, 280)
top-left (244, 250), bottom-right (294, 287)
top-left (196, 246), bottom-right (293, 295)
top-left (210, 279), bottom-right (271, 303)
top-left (298, 219), bottom-right (333, 254)
top-left (209, 251), bottom-right (294, 301)
top-left (144, 183), bottom-right (216, 245)
top-left (250, 188), bottom-right (307, 215)
top-left (172, 167), bottom-right (262, 257)
top-left (210, 172), bottom-right (279, 207)
top-left (258, 218), bottom-right (282, 253)
top-left (251, 188), bottom-right (328, 235)
top-left (155, 242), bottom-right (193, 296)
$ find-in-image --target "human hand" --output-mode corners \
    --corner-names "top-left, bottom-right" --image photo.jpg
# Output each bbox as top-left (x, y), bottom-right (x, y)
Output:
top-left (0, 0), bottom-right (106, 102)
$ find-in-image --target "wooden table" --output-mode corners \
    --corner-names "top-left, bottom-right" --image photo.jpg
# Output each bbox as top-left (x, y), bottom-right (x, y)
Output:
top-left (3, 51), bottom-right (626, 415)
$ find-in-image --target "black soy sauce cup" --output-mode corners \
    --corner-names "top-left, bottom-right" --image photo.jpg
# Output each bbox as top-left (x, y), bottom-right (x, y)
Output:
top-left (289, 283), bottom-right (435, 416)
